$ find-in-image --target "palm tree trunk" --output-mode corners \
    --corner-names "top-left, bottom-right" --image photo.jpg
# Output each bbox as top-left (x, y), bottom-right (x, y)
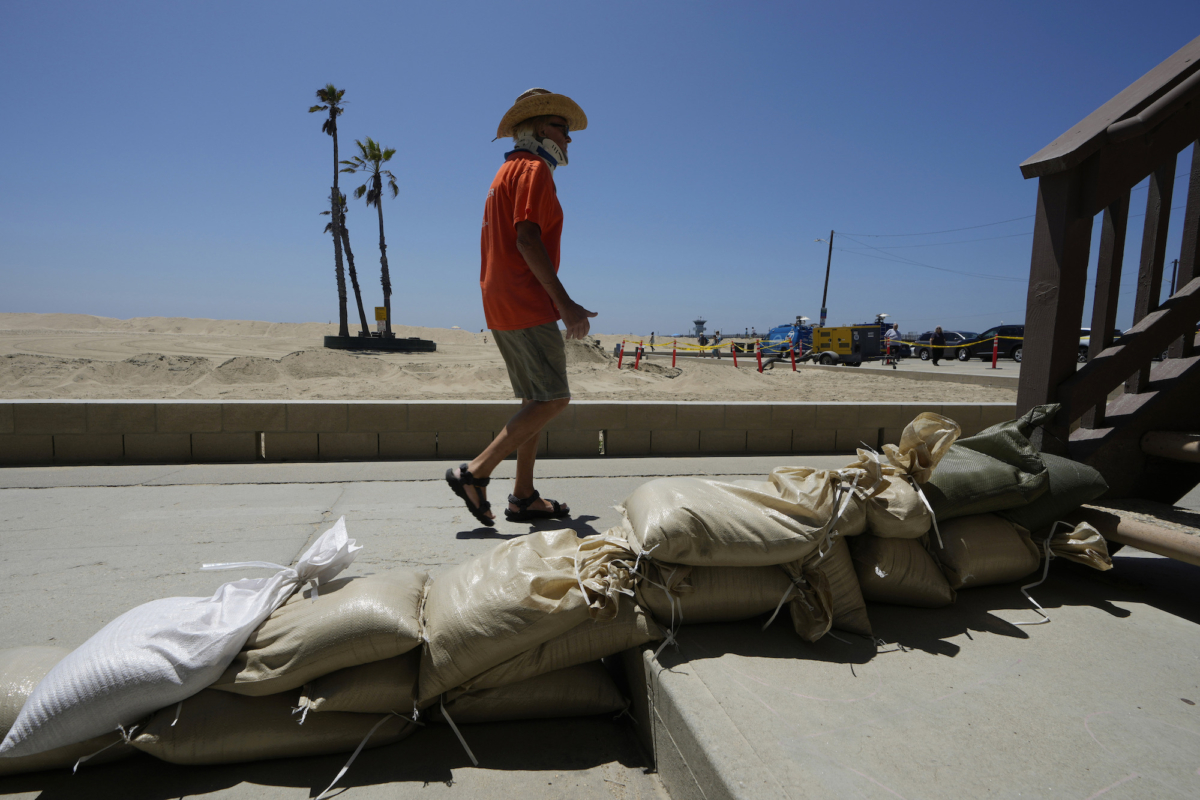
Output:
top-left (330, 121), bottom-right (349, 338)
top-left (376, 190), bottom-right (393, 337)
top-left (340, 213), bottom-right (371, 335)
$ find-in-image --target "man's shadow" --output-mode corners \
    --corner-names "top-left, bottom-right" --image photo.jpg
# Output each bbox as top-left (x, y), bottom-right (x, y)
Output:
top-left (456, 514), bottom-right (603, 540)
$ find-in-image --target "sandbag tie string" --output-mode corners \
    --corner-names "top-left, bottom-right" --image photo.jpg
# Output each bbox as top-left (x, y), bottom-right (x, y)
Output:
top-left (907, 476), bottom-right (943, 550)
top-left (762, 583), bottom-right (796, 631)
top-left (314, 712), bottom-right (404, 800)
top-left (439, 695), bottom-right (479, 767)
top-left (200, 560), bottom-right (322, 598)
top-left (72, 723), bottom-right (140, 774)
top-left (1014, 522), bottom-right (1065, 627)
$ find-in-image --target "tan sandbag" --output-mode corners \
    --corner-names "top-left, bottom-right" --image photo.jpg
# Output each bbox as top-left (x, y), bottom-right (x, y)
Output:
top-left (635, 563), bottom-right (794, 625)
top-left (1035, 521), bottom-right (1113, 571)
top-left (863, 477), bottom-right (931, 539)
top-left (783, 565), bottom-right (834, 642)
top-left (133, 690), bottom-right (414, 765)
top-left (211, 569), bottom-right (428, 697)
top-left (768, 468), bottom-right (868, 537)
top-left (419, 530), bottom-right (635, 704)
top-left (785, 536), bottom-right (871, 636)
top-left (619, 468), bottom-right (863, 567)
top-left (873, 412), bottom-right (961, 484)
top-left (298, 650), bottom-right (420, 715)
top-left (850, 535), bottom-right (956, 608)
top-left (0, 646), bottom-right (134, 776)
top-left (458, 600), bottom-right (663, 697)
top-left (435, 662), bottom-right (627, 724)
top-left (936, 514), bottom-right (1040, 589)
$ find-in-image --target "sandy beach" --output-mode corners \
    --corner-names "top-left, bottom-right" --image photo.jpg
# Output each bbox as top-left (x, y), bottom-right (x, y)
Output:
top-left (0, 313), bottom-right (1016, 403)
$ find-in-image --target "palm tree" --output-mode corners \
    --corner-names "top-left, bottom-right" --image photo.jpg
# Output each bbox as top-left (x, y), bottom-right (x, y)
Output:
top-left (321, 191), bottom-right (370, 336)
top-left (309, 84), bottom-right (349, 338)
top-left (341, 138), bottom-right (398, 337)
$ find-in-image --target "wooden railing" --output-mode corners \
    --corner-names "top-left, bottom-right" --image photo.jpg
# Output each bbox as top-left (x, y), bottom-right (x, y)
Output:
top-left (1016, 35), bottom-right (1200, 502)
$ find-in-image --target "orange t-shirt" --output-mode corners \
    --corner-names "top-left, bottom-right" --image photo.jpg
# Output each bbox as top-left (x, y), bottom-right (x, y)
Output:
top-left (480, 151), bottom-right (564, 331)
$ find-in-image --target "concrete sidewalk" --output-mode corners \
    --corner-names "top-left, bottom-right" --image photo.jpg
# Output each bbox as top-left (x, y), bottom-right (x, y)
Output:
top-left (1, 457), bottom-right (1198, 800)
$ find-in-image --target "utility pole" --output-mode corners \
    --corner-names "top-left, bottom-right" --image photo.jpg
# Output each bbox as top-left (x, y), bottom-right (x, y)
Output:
top-left (819, 230), bottom-right (834, 328)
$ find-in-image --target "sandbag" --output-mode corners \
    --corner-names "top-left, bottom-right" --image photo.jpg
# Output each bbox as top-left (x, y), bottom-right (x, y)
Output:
top-left (781, 564), bottom-right (834, 642)
top-left (419, 530), bottom-right (635, 704)
top-left (876, 412), bottom-right (962, 484)
top-left (458, 600), bottom-right (663, 697)
top-left (211, 568), bottom-right (427, 696)
top-left (850, 535), bottom-right (956, 608)
top-left (785, 536), bottom-right (871, 636)
top-left (923, 406), bottom-right (1055, 521)
top-left (298, 650), bottom-right (420, 715)
top-left (863, 477), bottom-right (930, 539)
top-left (1000, 453), bottom-right (1108, 533)
top-left (635, 563), bottom-right (794, 625)
top-left (935, 514), bottom-right (1040, 590)
top-left (0, 519), bottom-right (360, 759)
top-left (435, 662), bottom-right (627, 724)
top-left (132, 690), bottom-right (415, 765)
top-left (1036, 521), bottom-right (1113, 571)
top-left (619, 467), bottom-right (863, 567)
top-left (0, 647), bottom-right (133, 776)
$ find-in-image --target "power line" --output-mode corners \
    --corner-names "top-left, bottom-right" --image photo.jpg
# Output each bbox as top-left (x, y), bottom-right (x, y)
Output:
top-left (838, 215), bottom-right (1034, 238)
top-left (839, 231), bottom-right (1034, 250)
top-left (836, 235), bottom-right (1024, 282)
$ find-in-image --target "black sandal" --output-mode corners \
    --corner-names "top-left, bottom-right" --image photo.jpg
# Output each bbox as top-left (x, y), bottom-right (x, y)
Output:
top-left (445, 463), bottom-right (494, 527)
top-left (504, 490), bottom-right (571, 522)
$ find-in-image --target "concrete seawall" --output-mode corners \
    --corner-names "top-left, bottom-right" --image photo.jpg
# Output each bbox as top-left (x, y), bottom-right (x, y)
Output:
top-left (0, 401), bottom-right (1017, 466)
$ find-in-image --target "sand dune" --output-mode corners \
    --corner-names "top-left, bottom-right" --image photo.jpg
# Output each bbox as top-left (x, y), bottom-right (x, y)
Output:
top-left (0, 313), bottom-right (1015, 403)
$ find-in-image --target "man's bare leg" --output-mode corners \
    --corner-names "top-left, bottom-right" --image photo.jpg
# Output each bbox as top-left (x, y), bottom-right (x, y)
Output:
top-left (451, 398), bottom-right (569, 522)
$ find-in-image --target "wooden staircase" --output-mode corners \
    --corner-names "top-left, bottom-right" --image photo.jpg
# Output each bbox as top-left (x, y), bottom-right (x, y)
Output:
top-left (1016, 34), bottom-right (1200, 506)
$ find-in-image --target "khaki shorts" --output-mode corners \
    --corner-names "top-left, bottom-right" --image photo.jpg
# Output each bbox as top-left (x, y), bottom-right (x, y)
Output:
top-left (492, 322), bottom-right (571, 401)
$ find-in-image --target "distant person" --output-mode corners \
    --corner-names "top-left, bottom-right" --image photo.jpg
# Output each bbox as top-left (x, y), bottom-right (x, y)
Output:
top-left (931, 326), bottom-right (946, 366)
top-left (445, 88), bottom-right (594, 527)
top-left (884, 323), bottom-right (900, 363)
top-left (649, 331), bottom-right (655, 352)
top-left (751, 326), bottom-right (757, 338)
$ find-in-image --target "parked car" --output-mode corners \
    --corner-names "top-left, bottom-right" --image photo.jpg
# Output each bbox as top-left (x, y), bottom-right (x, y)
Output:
top-left (911, 330), bottom-right (978, 361)
top-left (1078, 328), bottom-right (1124, 362)
top-left (957, 325), bottom-right (1025, 362)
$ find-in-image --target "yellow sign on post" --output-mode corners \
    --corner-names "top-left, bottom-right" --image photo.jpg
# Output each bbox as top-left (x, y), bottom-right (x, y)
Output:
top-left (374, 307), bottom-right (387, 321)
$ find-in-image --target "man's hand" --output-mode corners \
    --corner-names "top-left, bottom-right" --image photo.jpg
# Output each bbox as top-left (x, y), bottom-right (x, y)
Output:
top-left (515, 220), bottom-right (597, 339)
top-left (557, 298), bottom-right (598, 339)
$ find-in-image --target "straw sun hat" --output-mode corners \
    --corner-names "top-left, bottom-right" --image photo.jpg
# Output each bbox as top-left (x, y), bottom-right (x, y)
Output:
top-left (495, 88), bottom-right (588, 139)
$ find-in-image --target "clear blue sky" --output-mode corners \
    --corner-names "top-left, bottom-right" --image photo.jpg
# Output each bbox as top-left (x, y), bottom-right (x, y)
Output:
top-left (2, 1), bottom-right (1197, 336)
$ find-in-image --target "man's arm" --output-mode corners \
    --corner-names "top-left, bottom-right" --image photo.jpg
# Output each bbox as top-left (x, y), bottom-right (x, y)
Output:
top-left (515, 220), bottom-right (597, 339)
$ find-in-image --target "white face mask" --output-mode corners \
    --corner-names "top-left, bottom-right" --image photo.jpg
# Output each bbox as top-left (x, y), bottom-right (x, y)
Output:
top-left (510, 131), bottom-right (567, 171)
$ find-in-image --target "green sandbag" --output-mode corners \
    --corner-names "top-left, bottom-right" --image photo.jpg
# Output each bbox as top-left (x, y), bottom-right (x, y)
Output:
top-left (1000, 453), bottom-right (1108, 534)
top-left (923, 405), bottom-right (1055, 521)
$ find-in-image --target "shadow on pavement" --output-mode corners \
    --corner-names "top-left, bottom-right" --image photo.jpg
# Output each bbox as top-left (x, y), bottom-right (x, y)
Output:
top-left (0, 717), bottom-right (647, 799)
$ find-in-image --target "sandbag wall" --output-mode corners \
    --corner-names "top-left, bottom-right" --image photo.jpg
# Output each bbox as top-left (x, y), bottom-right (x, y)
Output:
top-left (0, 407), bottom-right (1116, 780)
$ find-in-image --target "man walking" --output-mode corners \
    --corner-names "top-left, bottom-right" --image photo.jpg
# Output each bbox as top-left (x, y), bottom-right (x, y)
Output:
top-left (445, 88), bottom-right (595, 527)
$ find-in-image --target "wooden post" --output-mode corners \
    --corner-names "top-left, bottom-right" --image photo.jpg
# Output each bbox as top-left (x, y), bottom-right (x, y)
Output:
top-left (1081, 192), bottom-right (1131, 428)
top-left (1016, 170), bottom-right (1094, 452)
top-left (1126, 155), bottom-right (1177, 394)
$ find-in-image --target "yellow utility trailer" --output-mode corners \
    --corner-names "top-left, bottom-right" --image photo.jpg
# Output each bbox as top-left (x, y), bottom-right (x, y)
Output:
top-left (808, 324), bottom-right (883, 366)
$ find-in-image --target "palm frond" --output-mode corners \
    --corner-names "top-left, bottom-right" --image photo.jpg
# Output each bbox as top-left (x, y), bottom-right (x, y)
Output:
top-left (308, 104), bottom-right (328, 113)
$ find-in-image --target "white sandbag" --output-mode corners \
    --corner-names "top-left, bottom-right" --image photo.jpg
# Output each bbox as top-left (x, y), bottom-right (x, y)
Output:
top-left (619, 467), bottom-right (864, 567)
top-left (298, 651), bottom-right (421, 715)
top-left (0, 518), bottom-right (360, 759)
top-left (635, 563), bottom-right (795, 625)
top-left (936, 514), bottom-right (1040, 589)
top-left (1037, 520), bottom-right (1113, 571)
top-left (211, 569), bottom-right (427, 696)
top-left (458, 600), bottom-right (662, 697)
top-left (418, 530), bottom-right (635, 704)
top-left (850, 535), bottom-right (956, 608)
top-left (0, 647), bottom-right (133, 776)
top-left (435, 662), bottom-right (627, 724)
top-left (132, 690), bottom-right (414, 765)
